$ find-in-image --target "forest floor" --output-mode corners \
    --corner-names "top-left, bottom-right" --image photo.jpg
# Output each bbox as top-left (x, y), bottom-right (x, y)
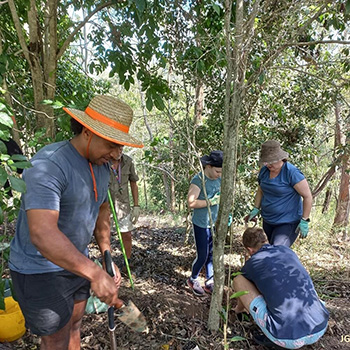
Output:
top-left (2, 213), bottom-right (350, 350)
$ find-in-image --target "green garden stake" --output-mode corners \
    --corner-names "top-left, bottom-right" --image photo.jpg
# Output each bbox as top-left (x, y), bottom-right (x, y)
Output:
top-left (108, 189), bottom-right (134, 290)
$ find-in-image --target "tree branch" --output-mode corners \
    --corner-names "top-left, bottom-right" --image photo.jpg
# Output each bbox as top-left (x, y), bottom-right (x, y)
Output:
top-left (272, 66), bottom-right (350, 108)
top-left (295, 0), bottom-right (333, 36)
top-left (246, 0), bottom-right (335, 88)
top-left (312, 162), bottom-right (338, 198)
top-left (289, 40), bottom-right (350, 46)
top-left (57, 1), bottom-right (114, 60)
top-left (7, 0), bottom-right (31, 65)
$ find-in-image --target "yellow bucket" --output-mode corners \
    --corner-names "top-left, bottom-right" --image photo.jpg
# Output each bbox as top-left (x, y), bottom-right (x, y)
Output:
top-left (0, 296), bottom-right (26, 342)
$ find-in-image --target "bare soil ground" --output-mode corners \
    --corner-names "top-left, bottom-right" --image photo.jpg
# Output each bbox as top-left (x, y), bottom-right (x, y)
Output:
top-left (2, 214), bottom-right (350, 350)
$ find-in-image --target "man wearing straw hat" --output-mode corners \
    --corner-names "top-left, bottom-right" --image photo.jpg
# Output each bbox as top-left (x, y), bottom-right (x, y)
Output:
top-left (9, 95), bottom-right (143, 349)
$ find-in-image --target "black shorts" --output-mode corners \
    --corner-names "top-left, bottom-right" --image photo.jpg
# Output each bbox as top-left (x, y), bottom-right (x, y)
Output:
top-left (10, 270), bottom-right (90, 336)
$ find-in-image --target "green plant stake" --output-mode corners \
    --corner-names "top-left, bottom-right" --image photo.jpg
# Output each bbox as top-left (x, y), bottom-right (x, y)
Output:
top-left (107, 190), bottom-right (134, 290)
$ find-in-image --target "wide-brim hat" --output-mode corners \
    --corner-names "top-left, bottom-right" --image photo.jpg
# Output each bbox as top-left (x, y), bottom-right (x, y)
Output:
top-left (200, 150), bottom-right (223, 167)
top-left (259, 140), bottom-right (288, 165)
top-left (63, 95), bottom-right (143, 148)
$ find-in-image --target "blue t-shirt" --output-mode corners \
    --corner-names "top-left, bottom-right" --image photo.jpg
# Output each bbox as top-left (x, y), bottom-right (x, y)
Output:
top-left (9, 141), bottom-right (110, 274)
top-left (258, 162), bottom-right (305, 224)
top-left (190, 172), bottom-right (221, 228)
top-left (242, 244), bottom-right (329, 340)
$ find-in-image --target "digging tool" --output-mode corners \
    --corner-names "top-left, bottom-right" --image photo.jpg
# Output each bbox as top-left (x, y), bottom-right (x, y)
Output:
top-left (104, 250), bottom-right (148, 339)
top-left (107, 189), bottom-right (134, 289)
top-left (104, 250), bottom-right (119, 350)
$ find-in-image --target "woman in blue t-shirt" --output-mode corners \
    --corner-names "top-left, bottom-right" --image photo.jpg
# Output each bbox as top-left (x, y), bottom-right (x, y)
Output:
top-left (186, 150), bottom-right (222, 296)
top-left (246, 140), bottom-right (312, 247)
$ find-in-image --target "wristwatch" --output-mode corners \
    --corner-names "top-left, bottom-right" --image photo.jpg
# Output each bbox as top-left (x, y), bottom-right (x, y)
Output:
top-left (302, 217), bottom-right (310, 222)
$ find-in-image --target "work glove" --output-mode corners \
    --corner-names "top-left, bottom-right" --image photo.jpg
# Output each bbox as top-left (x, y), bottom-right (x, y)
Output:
top-left (245, 207), bottom-right (260, 222)
top-left (131, 206), bottom-right (141, 224)
top-left (209, 192), bottom-right (221, 206)
top-left (297, 218), bottom-right (309, 238)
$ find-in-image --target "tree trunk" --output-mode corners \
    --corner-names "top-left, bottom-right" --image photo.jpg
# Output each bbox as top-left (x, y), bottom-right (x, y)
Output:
top-left (0, 32), bottom-right (21, 146)
top-left (167, 66), bottom-right (176, 212)
top-left (28, 0), bottom-right (56, 139)
top-left (142, 165), bottom-right (148, 210)
top-left (209, 0), bottom-right (255, 330)
top-left (322, 188), bottom-right (332, 214)
top-left (333, 158), bottom-right (350, 227)
top-left (192, 79), bottom-right (204, 144)
top-left (8, 0), bottom-right (113, 141)
top-left (162, 172), bottom-right (171, 209)
top-left (333, 102), bottom-right (350, 239)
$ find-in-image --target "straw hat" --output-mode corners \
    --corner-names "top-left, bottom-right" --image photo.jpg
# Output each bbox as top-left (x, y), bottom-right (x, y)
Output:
top-left (259, 140), bottom-right (288, 165)
top-left (63, 95), bottom-right (143, 148)
top-left (200, 150), bottom-right (223, 167)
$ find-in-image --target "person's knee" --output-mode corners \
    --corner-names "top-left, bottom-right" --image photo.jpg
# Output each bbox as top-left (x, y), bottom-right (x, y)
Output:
top-left (41, 324), bottom-right (71, 350)
top-left (71, 301), bottom-right (86, 332)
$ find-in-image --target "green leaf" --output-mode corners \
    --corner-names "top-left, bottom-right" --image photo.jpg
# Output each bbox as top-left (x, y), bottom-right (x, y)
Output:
top-left (0, 140), bottom-right (6, 153)
top-left (230, 290), bottom-right (249, 299)
top-left (135, 0), bottom-right (146, 13)
top-left (231, 271), bottom-right (243, 277)
top-left (212, 4), bottom-right (221, 15)
top-left (10, 280), bottom-right (17, 302)
top-left (153, 94), bottom-right (165, 111)
top-left (11, 154), bottom-right (27, 161)
top-left (146, 97), bottom-right (153, 111)
top-left (124, 80), bottom-right (130, 91)
top-left (229, 336), bottom-right (246, 342)
top-left (0, 102), bottom-right (8, 111)
top-left (8, 176), bottom-right (26, 193)
top-left (0, 112), bottom-right (13, 128)
top-left (346, 0), bottom-right (350, 14)
top-left (52, 101), bottom-right (64, 109)
top-left (119, 71), bottom-right (126, 84)
top-left (10, 161), bottom-right (32, 169)
top-left (0, 129), bottom-right (11, 140)
top-left (89, 62), bottom-right (95, 75)
top-left (0, 167), bottom-right (7, 187)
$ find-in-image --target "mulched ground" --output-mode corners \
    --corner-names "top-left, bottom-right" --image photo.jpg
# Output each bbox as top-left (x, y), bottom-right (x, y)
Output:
top-left (2, 215), bottom-right (350, 349)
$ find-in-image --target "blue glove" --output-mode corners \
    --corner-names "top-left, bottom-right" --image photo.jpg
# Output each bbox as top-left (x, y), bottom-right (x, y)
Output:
top-left (297, 218), bottom-right (309, 238)
top-left (209, 192), bottom-right (220, 206)
top-left (248, 207), bottom-right (260, 221)
top-left (228, 213), bottom-right (233, 227)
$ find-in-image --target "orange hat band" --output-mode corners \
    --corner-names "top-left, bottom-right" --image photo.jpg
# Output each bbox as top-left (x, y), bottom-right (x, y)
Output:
top-left (85, 107), bottom-right (129, 133)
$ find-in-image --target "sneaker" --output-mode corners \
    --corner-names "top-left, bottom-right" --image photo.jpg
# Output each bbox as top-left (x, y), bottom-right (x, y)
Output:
top-left (253, 333), bottom-right (285, 349)
top-left (203, 283), bottom-right (213, 294)
top-left (187, 278), bottom-right (205, 296)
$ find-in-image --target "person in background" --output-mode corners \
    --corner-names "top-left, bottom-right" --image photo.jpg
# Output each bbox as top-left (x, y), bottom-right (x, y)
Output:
top-left (9, 95), bottom-right (143, 350)
top-left (110, 151), bottom-right (140, 268)
top-left (246, 140), bottom-right (312, 247)
top-left (233, 227), bottom-right (329, 349)
top-left (187, 150), bottom-right (222, 296)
